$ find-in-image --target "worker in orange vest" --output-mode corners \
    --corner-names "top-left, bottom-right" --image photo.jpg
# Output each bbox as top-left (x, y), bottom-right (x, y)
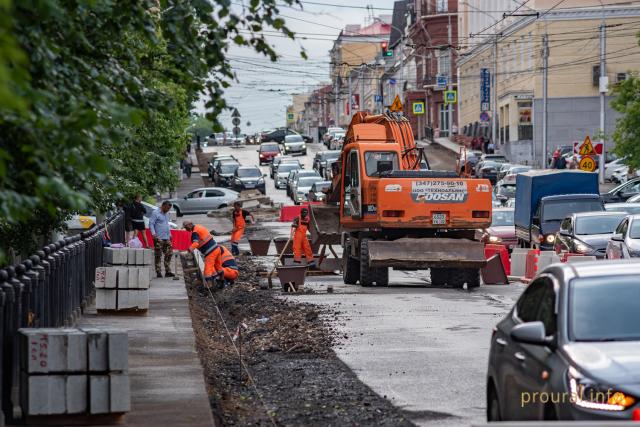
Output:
top-left (210, 243), bottom-right (239, 288)
top-left (230, 201), bottom-right (254, 255)
top-left (183, 221), bottom-right (218, 288)
top-left (291, 207), bottom-right (315, 268)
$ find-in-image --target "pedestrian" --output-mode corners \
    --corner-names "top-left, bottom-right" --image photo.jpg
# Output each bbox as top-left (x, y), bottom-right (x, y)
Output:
top-left (149, 201), bottom-right (174, 278)
top-left (487, 139), bottom-right (495, 154)
top-left (291, 207), bottom-right (315, 268)
top-left (556, 155), bottom-right (567, 170)
top-left (124, 194), bottom-right (149, 248)
top-left (230, 201), bottom-right (254, 255)
top-left (550, 147), bottom-right (561, 168)
top-left (183, 153), bottom-right (193, 178)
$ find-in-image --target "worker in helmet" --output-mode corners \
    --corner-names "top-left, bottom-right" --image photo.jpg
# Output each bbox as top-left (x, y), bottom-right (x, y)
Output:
top-left (291, 208), bottom-right (315, 268)
top-left (183, 221), bottom-right (218, 288)
top-left (230, 201), bottom-right (254, 255)
top-left (210, 243), bottom-right (239, 288)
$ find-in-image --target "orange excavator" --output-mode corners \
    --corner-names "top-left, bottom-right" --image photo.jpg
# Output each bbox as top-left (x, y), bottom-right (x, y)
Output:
top-left (311, 111), bottom-right (493, 288)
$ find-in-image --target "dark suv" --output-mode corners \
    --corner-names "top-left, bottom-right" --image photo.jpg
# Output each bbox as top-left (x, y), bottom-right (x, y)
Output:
top-left (261, 128), bottom-right (299, 143)
top-left (214, 161), bottom-right (240, 187)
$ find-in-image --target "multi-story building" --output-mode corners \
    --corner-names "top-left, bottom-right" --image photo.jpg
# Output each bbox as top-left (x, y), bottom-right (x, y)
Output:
top-left (330, 18), bottom-right (391, 126)
top-left (458, 0), bottom-right (640, 165)
top-left (302, 84), bottom-right (332, 142)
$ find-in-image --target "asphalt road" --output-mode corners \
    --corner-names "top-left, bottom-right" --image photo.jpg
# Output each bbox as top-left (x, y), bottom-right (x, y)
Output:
top-left (199, 141), bottom-right (527, 427)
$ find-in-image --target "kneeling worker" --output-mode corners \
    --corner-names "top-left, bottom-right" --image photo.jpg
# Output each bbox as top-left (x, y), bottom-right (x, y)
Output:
top-left (291, 207), bottom-right (316, 268)
top-left (210, 242), bottom-right (238, 288)
top-left (184, 221), bottom-right (238, 288)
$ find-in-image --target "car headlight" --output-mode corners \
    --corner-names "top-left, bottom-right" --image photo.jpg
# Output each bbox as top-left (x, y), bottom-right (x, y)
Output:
top-left (575, 241), bottom-right (592, 253)
top-left (258, 178), bottom-right (264, 184)
top-left (302, 143), bottom-right (306, 148)
top-left (545, 234), bottom-right (556, 244)
top-left (568, 367), bottom-right (636, 411)
top-left (488, 235), bottom-right (502, 243)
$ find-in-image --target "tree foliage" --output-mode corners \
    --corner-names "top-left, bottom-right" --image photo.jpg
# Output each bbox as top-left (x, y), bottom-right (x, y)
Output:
top-left (612, 71), bottom-right (640, 169)
top-left (0, 0), bottom-right (299, 263)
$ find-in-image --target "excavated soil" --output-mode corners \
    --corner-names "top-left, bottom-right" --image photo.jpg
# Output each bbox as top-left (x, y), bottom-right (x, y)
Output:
top-left (186, 258), bottom-right (415, 426)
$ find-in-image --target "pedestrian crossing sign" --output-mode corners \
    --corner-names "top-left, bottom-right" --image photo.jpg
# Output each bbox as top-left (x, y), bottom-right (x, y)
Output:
top-left (390, 95), bottom-right (403, 112)
top-left (412, 102), bottom-right (425, 115)
top-left (444, 90), bottom-right (457, 104)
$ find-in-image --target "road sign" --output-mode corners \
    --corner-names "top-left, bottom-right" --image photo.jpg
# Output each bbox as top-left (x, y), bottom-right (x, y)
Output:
top-left (579, 156), bottom-right (597, 172)
top-left (389, 78), bottom-right (397, 85)
top-left (480, 111), bottom-right (490, 122)
top-left (444, 90), bottom-right (457, 104)
top-left (232, 126), bottom-right (241, 136)
top-left (480, 68), bottom-right (490, 111)
top-left (231, 108), bottom-right (241, 118)
top-left (579, 136), bottom-right (595, 155)
top-left (573, 139), bottom-right (603, 155)
top-left (390, 95), bottom-right (403, 112)
top-left (412, 102), bottom-right (425, 115)
top-left (436, 75), bottom-right (447, 87)
top-left (374, 94), bottom-right (383, 102)
top-left (287, 112), bottom-right (294, 120)
top-left (232, 117), bottom-right (241, 126)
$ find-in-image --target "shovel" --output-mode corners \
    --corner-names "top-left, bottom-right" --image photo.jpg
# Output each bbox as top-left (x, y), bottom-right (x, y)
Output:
top-left (267, 231), bottom-right (292, 289)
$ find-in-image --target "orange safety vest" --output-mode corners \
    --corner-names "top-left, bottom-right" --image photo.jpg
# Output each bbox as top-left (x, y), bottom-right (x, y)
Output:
top-left (214, 245), bottom-right (238, 271)
top-left (293, 214), bottom-right (310, 237)
top-left (190, 224), bottom-right (215, 256)
top-left (233, 209), bottom-right (246, 229)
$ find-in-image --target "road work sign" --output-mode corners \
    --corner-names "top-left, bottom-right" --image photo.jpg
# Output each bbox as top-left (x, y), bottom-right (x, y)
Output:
top-left (412, 102), bottom-right (425, 115)
top-left (579, 156), bottom-right (597, 172)
top-left (573, 136), bottom-right (603, 156)
top-left (390, 95), bottom-right (403, 112)
top-left (444, 90), bottom-right (457, 104)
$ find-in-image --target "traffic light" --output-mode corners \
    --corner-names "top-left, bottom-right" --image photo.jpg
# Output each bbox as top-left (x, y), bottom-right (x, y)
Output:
top-left (381, 41), bottom-right (393, 57)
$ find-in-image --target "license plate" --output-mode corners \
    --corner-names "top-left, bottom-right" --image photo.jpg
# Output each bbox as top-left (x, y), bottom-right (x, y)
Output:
top-left (432, 213), bottom-right (447, 225)
top-left (245, 184), bottom-right (255, 188)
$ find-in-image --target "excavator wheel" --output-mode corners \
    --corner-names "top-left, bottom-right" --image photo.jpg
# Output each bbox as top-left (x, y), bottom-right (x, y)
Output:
top-left (360, 238), bottom-right (389, 287)
top-left (448, 268), bottom-right (481, 289)
top-left (342, 241), bottom-right (360, 285)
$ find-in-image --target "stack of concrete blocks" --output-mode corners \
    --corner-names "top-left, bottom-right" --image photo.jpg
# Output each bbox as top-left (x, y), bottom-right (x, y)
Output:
top-left (97, 247), bottom-right (153, 311)
top-left (19, 328), bottom-right (130, 417)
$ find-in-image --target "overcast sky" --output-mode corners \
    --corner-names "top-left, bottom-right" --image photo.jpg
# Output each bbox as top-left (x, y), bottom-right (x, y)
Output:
top-left (195, 0), bottom-right (397, 135)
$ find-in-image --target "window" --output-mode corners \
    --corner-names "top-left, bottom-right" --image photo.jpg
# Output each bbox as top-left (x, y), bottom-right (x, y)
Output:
top-left (364, 152), bottom-right (398, 176)
top-left (237, 168), bottom-right (261, 178)
top-left (437, 49), bottom-right (450, 77)
top-left (436, 0), bottom-right (447, 13)
top-left (617, 218), bottom-right (629, 236)
top-left (205, 190), bottom-right (223, 197)
top-left (575, 215), bottom-right (626, 235)
top-left (537, 281), bottom-right (557, 336)
top-left (560, 217), bottom-right (572, 233)
top-left (542, 200), bottom-right (604, 222)
top-left (491, 209), bottom-right (514, 226)
top-left (349, 151), bottom-right (359, 188)
top-left (515, 281), bottom-right (547, 322)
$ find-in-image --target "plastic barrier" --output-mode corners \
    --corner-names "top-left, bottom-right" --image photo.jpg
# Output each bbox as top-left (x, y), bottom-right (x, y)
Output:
top-left (560, 252), bottom-right (586, 263)
top-left (484, 244), bottom-right (510, 276)
top-left (279, 202), bottom-right (322, 222)
top-left (567, 255), bottom-right (597, 263)
top-left (524, 249), bottom-right (540, 282)
top-left (510, 248), bottom-right (529, 278)
top-left (482, 254), bottom-right (509, 285)
top-left (138, 229), bottom-right (192, 251)
top-left (538, 251), bottom-right (561, 272)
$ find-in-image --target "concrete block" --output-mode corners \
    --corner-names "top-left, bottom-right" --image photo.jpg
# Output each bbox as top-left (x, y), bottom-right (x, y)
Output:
top-left (66, 375), bottom-right (88, 414)
top-left (96, 289), bottom-right (117, 310)
top-left (568, 255), bottom-right (598, 263)
top-left (127, 248), bottom-right (137, 265)
top-left (127, 267), bottom-right (139, 289)
top-left (135, 249), bottom-right (145, 265)
top-left (107, 330), bottom-right (129, 372)
top-left (83, 329), bottom-right (108, 372)
top-left (20, 329), bottom-right (87, 373)
top-left (510, 248), bottom-right (529, 278)
top-left (104, 247), bottom-right (127, 265)
top-left (104, 267), bottom-right (118, 289)
top-left (538, 251), bottom-right (561, 271)
top-left (143, 249), bottom-right (153, 265)
top-left (137, 267), bottom-right (151, 289)
top-left (89, 375), bottom-right (110, 414)
top-left (117, 290), bottom-right (149, 310)
top-left (95, 267), bottom-right (107, 289)
top-left (109, 373), bottom-right (131, 412)
top-left (21, 373), bottom-right (66, 415)
top-left (116, 267), bottom-right (129, 289)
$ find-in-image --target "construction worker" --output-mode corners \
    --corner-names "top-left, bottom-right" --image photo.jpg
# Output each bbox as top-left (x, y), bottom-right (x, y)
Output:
top-left (210, 243), bottom-right (239, 288)
top-left (230, 201), bottom-right (254, 255)
top-left (183, 221), bottom-right (218, 288)
top-left (291, 207), bottom-right (315, 268)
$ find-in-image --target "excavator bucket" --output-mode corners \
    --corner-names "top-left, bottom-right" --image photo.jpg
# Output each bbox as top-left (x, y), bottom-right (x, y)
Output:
top-left (309, 204), bottom-right (341, 245)
top-left (367, 238), bottom-right (487, 269)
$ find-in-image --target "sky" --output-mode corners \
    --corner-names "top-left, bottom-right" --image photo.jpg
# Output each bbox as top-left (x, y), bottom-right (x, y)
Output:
top-left (195, 0), bottom-right (397, 135)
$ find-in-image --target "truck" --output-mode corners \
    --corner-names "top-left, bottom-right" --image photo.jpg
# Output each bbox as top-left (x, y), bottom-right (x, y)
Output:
top-left (310, 111), bottom-right (493, 288)
top-left (514, 170), bottom-right (604, 250)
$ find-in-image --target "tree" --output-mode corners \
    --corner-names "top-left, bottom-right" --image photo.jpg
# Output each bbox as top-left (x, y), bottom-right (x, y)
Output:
top-left (612, 72), bottom-right (640, 170)
top-left (0, 0), bottom-right (300, 264)
top-left (188, 114), bottom-right (216, 139)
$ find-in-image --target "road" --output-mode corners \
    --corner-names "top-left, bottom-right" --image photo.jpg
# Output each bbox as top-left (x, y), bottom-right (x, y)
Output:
top-left (196, 140), bottom-right (527, 426)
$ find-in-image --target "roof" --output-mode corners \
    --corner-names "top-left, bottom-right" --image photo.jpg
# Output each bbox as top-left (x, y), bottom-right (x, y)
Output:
top-left (550, 260), bottom-right (640, 280)
top-left (389, 1), bottom-right (410, 48)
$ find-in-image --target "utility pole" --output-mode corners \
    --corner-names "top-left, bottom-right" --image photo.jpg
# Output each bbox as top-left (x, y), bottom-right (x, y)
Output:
top-left (361, 64), bottom-right (366, 112)
top-left (348, 71), bottom-right (352, 119)
top-left (334, 78), bottom-right (339, 126)
top-left (542, 33), bottom-right (549, 169)
top-left (492, 37), bottom-right (498, 150)
top-left (599, 21), bottom-right (607, 184)
top-left (448, 13), bottom-right (453, 138)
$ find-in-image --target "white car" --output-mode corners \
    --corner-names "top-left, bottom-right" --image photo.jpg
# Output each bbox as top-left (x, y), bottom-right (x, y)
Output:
top-left (282, 134), bottom-right (307, 155)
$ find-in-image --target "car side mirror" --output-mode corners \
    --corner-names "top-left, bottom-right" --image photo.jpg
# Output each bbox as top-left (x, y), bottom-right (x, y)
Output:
top-left (183, 196), bottom-right (188, 200)
top-left (263, 174), bottom-right (267, 177)
top-left (611, 233), bottom-right (624, 242)
top-left (256, 149), bottom-right (260, 152)
top-left (510, 321), bottom-right (548, 346)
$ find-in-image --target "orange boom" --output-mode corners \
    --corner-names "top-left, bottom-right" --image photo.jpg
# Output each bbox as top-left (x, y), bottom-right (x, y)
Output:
top-left (314, 111), bottom-right (493, 288)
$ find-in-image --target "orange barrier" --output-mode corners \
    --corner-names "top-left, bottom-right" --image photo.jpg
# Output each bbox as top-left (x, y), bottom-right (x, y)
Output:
top-left (279, 202), bottom-right (322, 222)
top-left (484, 244), bottom-right (510, 276)
top-left (524, 249), bottom-right (540, 282)
top-left (137, 229), bottom-right (192, 251)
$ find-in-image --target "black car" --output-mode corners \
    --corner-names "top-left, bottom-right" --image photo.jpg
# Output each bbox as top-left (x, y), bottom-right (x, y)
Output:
top-left (261, 127), bottom-right (299, 143)
top-left (213, 161), bottom-right (240, 187)
top-left (313, 150), bottom-right (341, 177)
top-left (477, 160), bottom-right (502, 183)
top-left (554, 211), bottom-right (627, 258)
top-left (207, 155), bottom-right (236, 179)
top-left (231, 166), bottom-right (266, 194)
top-left (487, 261), bottom-right (640, 422)
top-left (601, 177), bottom-right (640, 203)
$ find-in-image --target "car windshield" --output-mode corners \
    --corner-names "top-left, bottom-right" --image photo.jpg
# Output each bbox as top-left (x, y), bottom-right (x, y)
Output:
top-left (492, 210), bottom-right (514, 226)
top-left (220, 163), bottom-right (238, 174)
top-left (629, 221), bottom-right (640, 239)
top-left (510, 167), bottom-right (530, 174)
top-left (298, 177), bottom-right (322, 187)
top-left (365, 151), bottom-right (399, 176)
top-left (313, 182), bottom-right (331, 191)
top-left (486, 156), bottom-right (507, 163)
top-left (575, 215), bottom-right (625, 235)
top-left (497, 184), bottom-right (516, 197)
top-left (326, 151), bottom-right (341, 160)
top-left (237, 168), bottom-right (261, 178)
top-left (261, 144), bottom-right (279, 152)
top-left (570, 276), bottom-right (640, 341)
top-left (605, 205), bottom-right (640, 215)
top-left (542, 200), bottom-right (603, 221)
top-left (278, 164), bottom-right (299, 173)
top-left (285, 135), bottom-right (303, 143)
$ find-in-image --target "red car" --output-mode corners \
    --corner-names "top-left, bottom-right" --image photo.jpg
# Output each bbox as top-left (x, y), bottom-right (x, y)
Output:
top-left (481, 208), bottom-right (516, 249)
top-left (257, 142), bottom-right (281, 165)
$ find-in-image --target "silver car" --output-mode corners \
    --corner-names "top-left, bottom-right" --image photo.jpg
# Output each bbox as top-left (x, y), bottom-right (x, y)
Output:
top-left (293, 176), bottom-right (324, 204)
top-left (606, 214), bottom-right (640, 259)
top-left (275, 163), bottom-right (301, 189)
top-left (168, 187), bottom-right (238, 216)
top-left (282, 134), bottom-right (307, 155)
top-left (287, 169), bottom-right (320, 198)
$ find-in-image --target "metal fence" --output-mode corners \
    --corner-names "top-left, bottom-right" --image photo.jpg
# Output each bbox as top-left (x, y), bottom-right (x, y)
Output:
top-left (0, 212), bottom-right (124, 423)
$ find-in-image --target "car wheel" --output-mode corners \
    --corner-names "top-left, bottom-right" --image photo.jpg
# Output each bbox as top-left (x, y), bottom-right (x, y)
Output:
top-left (175, 207), bottom-right (183, 217)
top-left (487, 384), bottom-right (501, 421)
